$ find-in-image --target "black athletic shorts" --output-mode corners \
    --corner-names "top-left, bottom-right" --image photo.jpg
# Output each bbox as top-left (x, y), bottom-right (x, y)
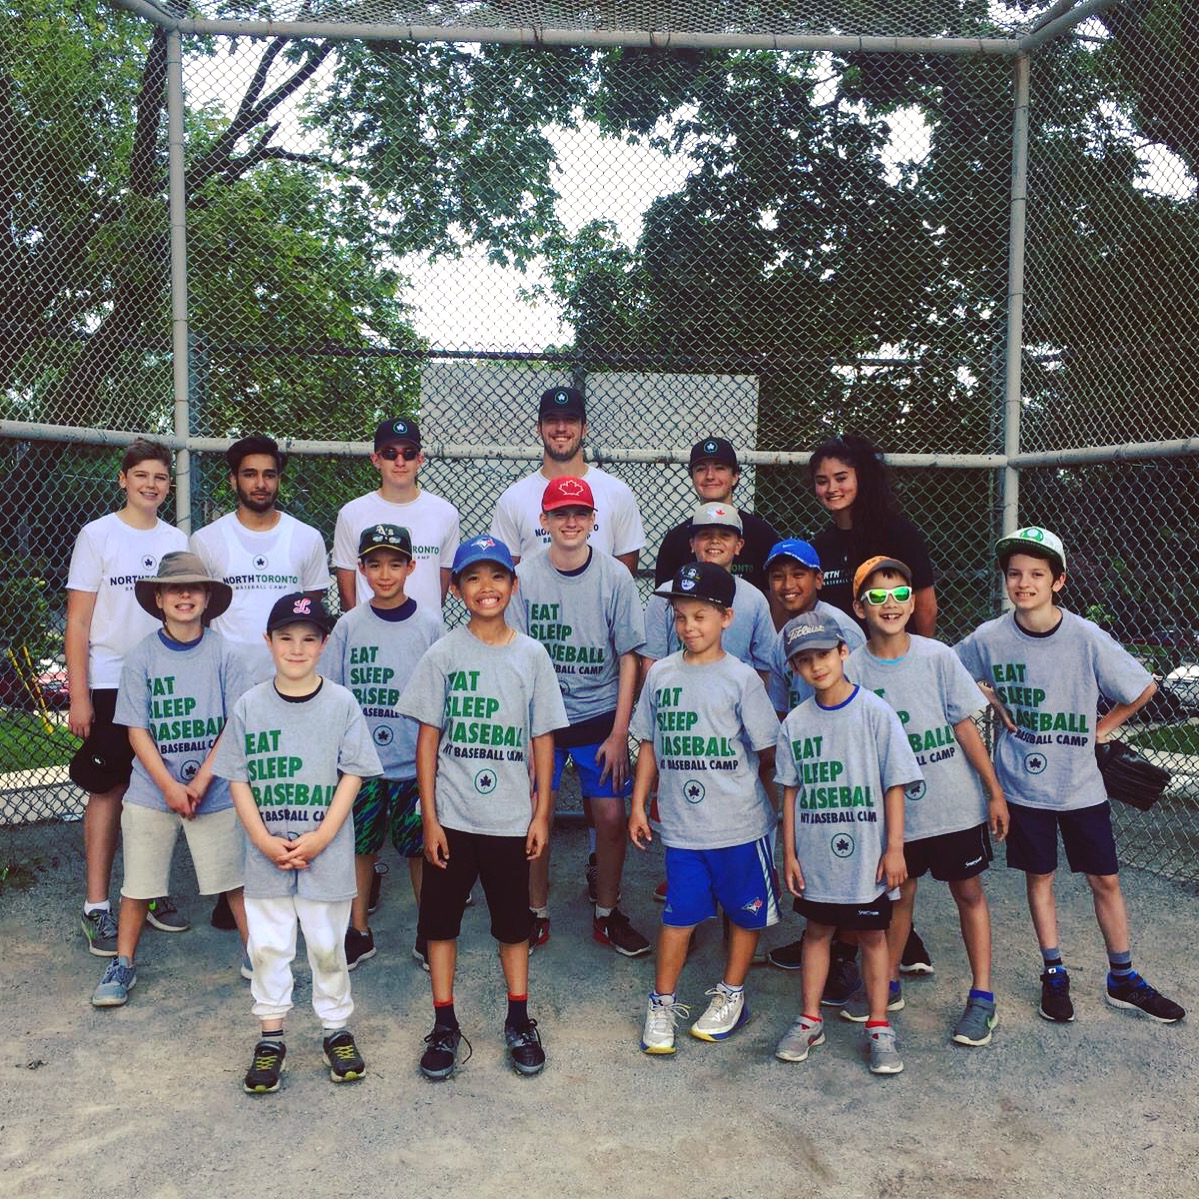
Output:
top-left (418, 826), bottom-right (531, 945)
top-left (1004, 800), bottom-right (1119, 877)
top-left (793, 892), bottom-right (892, 931)
top-left (68, 689), bottom-right (135, 795)
top-left (904, 822), bottom-right (993, 882)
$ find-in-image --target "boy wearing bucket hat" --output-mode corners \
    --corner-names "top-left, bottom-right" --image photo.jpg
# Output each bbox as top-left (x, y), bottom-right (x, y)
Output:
top-left (956, 526), bottom-right (1183, 1025)
top-left (91, 552), bottom-right (252, 1007)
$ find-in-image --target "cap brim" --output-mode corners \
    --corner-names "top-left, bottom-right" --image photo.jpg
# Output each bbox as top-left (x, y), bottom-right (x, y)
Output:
top-left (787, 637), bottom-right (842, 657)
top-left (359, 544), bottom-right (412, 559)
top-left (133, 577), bottom-right (233, 622)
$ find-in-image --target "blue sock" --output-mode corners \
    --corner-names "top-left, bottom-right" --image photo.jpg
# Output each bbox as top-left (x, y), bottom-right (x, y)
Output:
top-left (651, 990), bottom-right (676, 1005)
top-left (888, 979), bottom-right (901, 995)
top-left (720, 980), bottom-right (744, 994)
top-left (1041, 947), bottom-right (1063, 972)
top-left (968, 988), bottom-right (994, 1003)
top-left (1108, 950), bottom-right (1133, 982)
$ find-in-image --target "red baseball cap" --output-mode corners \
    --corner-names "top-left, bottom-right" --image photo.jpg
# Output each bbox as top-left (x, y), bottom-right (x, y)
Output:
top-left (541, 475), bottom-right (596, 513)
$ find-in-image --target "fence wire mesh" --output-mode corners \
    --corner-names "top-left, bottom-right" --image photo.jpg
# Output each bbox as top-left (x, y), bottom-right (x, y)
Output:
top-left (2, 0), bottom-right (1198, 884)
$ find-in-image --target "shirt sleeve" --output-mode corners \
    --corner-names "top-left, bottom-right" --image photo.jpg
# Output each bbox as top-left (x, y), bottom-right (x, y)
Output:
top-left (768, 637), bottom-right (791, 713)
top-left (299, 526), bottom-right (332, 591)
top-left (337, 695), bottom-right (383, 778)
top-left (954, 630), bottom-right (985, 681)
top-left (940, 645), bottom-right (987, 724)
top-left (507, 572), bottom-right (530, 636)
top-left (642, 594), bottom-right (673, 660)
top-left (740, 671), bottom-right (782, 751)
top-left (188, 527), bottom-right (218, 575)
top-left (221, 639), bottom-right (256, 709)
top-left (396, 644), bottom-right (449, 729)
top-left (629, 677), bottom-right (655, 744)
top-left (1091, 625), bottom-right (1153, 704)
top-left (440, 504), bottom-right (461, 569)
top-left (320, 619), bottom-right (348, 687)
top-left (113, 642), bottom-right (150, 730)
top-left (490, 488), bottom-right (521, 552)
top-left (612, 570), bottom-right (647, 656)
top-left (331, 506), bottom-right (358, 573)
top-left (748, 596), bottom-right (775, 673)
top-left (212, 701), bottom-right (249, 781)
top-left (877, 702), bottom-right (923, 790)
top-left (66, 523), bottom-right (103, 593)
top-left (529, 642), bottom-right (569, 737)
top-left (774, 717), bottom-right (800, 787)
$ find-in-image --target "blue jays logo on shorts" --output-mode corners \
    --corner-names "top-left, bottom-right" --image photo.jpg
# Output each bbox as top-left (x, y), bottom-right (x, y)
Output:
top-left (180, 759), bottom-right (200, 782)
top-left (683, 780), bottom-right (705, 804)
top-left (253, 554), bottom-right (269, 571)
top-left (905, 780), bottom-right (926, 801)
top-left (474, 768), bottom-right (497, 795)
top-left (742, 896), bottom-right (763, 914)
top-left (1024, 752), bottom-right (1048, 775)
top-left (141, 555), bottom-right (157, 571)
top-left (373, 726), bottom-right (394, 747)
top-left (831, 832), bottom-right (855, 858)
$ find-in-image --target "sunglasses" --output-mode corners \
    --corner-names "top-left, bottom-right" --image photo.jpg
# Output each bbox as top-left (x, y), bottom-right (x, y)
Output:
top-left (861, 585), bottom-right (913, 605)
top-left (378, 445), bottom-right (419, 461)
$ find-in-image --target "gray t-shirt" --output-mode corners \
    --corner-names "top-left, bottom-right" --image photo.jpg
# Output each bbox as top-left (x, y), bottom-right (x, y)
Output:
top-left (508, 549), bottom-right (645, 724)
top-left (768, 600), bottom-right (866, 714)
top-left (775, 686), bottom-right (921, 904)
top-left (643, 577), bottom-right (774, 672)
top-left (115, 629), bottom-right (253, 815)
top-left (397, 628), bottom-right (569, 837)
top-left (630, 652), bottom-right (779, 851)
top-left (321, 601), bottom-right (445, 779)
top-left (847, 636), bottom-right (988, 840)
top-left (214, 680), bottom-right (382, 901)
top-left (955, 610), bottom-right (1151, 812)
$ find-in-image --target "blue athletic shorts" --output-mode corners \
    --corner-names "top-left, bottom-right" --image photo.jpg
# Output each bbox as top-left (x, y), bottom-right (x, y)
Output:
top-left (662, 835), bottom-right (780, 930)
top-left (551, 742), bottom-right (632, 800)
top-left (1004, 800), bottom-right (1119, 876)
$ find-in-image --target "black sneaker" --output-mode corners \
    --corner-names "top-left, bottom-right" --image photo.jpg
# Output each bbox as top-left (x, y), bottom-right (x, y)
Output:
top-left (766, 936), bottom-right (804, 971)
top-left (1039, 967), bottom-right (1075, 1022)
top-left (821, 944), bottom-right (861, 1007)
top-left (146, 896), bottom-right (190, 933)
top-left (585, 853), bottom-right (598, 903)
top-left (345, 926), bottom-right (376, 971)
top-left (412, 934), bottom-right (430, 972)
top-left (210, 892), bottom-right (238, 931)
top-left (323, 1029), bottom-right (366, 1082)
top-left (420, 1023), bottom-right (469, 1080)
top-left (529, 913), bottom-right (550, 954)
top-left (368, 861), bottom-right (388, 914)
top-left (505, 1018), bottom-right (546, 1076)
top-left (1106, 972), bottom-right (1185, 1024)
top-left (899, 927), bottom-right (934, 975)
top-left (593, 908), bottom-right (651, 957)
top-left (243, 1039), bottom-right (286, 1094)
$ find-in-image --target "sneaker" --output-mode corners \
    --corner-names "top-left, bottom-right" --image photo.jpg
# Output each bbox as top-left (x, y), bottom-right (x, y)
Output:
top-left (1105, 973), bottom-right (1186, 1024)
top-left (240, 953), bottom-right (253, 982)
top-left (210, 892), bottom-right (237, 931)
top-left (593, 909), bottom-right (651, 957)
top-left (585, 853), bottom-right (598, 903)
top-left (528, 913), bottom-right (550, 954)
top-left (345, 926), bottom-right (376, 971)
top-left (243, 1039), bottom-right (286, 1094)
top-left (952, 996), bottom-right (998, 1046)
top-left (840, 983), bottom-right (904, 1023)
top-left (775, 1015), bottom-right (825, 1062)
top-left (367, 861), bottom-right (388, 914)
top-left (146, 896), bottom-right (189, 933)
top-left (464, 887), bottom-right (476, 908)
top-left (412, 934), bottom-right (430, 972)
top-left (420, 1024), bottom-right (469, 1080)
top-left (690, 984), bottom-right (749, 1042)
top-left (821, 945), bottom-right (861, 1007)
top-left (505, 1018), bottom-right (546, 1076)
top-left (640, 994), bottom-right (690, 1055)
top-left (322, 1029), bottom-right (366, 1082)
top-left (766, 936), bottom-right (805, 971)
top-left (899, 927), bottom-right (934, 975)
top-left (81, 907), bottom-right (118, 957)
top-left (867, 1025), bottom-right (904, 1074)
top-left (1039, 967), bottom-right (1075, 1023)
top-left (91, 955), bottom-right (137, 1007)
top-left (653, 879), bottom-right (667, 903)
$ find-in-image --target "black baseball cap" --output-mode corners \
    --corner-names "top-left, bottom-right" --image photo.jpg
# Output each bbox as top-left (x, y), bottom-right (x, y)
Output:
top-left (373, 417), bottom-right (421, 451)
top-left (538, 386), bottom-right (586, 421)
top-left (654, 561), bottom-right (736, 608)
top-left (358, 523), bottom-right (412, 560)
top-left (266, 592), bottom-right (333, 635)
top-left (689, 437), bottom-right (739, 471)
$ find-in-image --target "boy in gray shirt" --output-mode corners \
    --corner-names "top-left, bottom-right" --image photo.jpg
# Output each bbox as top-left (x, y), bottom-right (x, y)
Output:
top-left (398, 535), bottom-right (568, 1081)
top-left (629, 563), bottom-right (781, 1056)
top-left (956, 526), bottom-right (1183, 1025)
top-left (215, 593), bottom-right (382, 1094)
top-left (773, 612), bottom-right (920, 1075)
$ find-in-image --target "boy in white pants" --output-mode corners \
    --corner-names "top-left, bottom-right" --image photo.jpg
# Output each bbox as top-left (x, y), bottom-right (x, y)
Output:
top-left (214, 593), bottom-right (382, 1093)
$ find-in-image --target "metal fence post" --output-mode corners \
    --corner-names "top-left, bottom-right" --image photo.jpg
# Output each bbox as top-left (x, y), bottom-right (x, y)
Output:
top-left (166, 29), bottom-right (192, 533)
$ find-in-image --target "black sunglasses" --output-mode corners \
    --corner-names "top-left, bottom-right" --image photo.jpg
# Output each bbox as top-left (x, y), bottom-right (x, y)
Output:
top-left (378, 445), bottom-right (419, 461)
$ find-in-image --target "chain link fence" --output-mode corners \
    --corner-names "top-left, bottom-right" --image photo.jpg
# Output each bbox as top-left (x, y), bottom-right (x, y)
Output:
top-left (2, 0), bottom-right (1197, 880)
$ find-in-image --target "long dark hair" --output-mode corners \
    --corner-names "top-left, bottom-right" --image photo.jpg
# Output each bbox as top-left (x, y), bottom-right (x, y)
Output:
top-left (808, 433), bottom-right (896, 532)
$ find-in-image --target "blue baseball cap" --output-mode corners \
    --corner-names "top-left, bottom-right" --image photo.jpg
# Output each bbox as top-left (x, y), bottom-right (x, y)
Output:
top-left (783, 612), bottom-right (845, 659)
top-left (452, 534), bottom-right (515, 578)
top-left (764, 539), bottom-right (821, 572)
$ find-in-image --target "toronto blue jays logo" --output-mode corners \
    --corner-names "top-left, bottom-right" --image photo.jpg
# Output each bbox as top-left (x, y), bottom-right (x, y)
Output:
top-left (475, 537), bottom-right (496, 550)
top-left (742, 896), bottom-right (764, 914)
top-left (831, 833), bottom-right (855, 858)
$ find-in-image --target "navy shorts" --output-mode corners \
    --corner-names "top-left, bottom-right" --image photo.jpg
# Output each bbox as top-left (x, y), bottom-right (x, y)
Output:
top-left (1005, 800), bottom-right (1119, 876)
top-left (69, 689), bottom-right (135, 795)
top-left (793, 893), bottom-right (893, 931)
top-left (904, 822), bottom-right (993, 882)
top-left (663, 835), bottom-right (780, 930)
top-left (551, 742), bottom-right (632, 800)
top-left (353, 776), bottom-right (422, 858)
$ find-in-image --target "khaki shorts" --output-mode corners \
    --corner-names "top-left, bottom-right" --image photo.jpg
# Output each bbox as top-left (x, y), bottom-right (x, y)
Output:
top-left (120, 803), bottom-right (244, 899)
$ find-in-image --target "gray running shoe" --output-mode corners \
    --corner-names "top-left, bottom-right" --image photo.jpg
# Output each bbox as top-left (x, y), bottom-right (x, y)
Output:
top-left (81, 907), bottom-right (119, 957)
top-left (867, 1025), bottom-right (903, 1074)
top-left (840, 983), bottom-right (904, 1023)
top-left (92, 955), bottom-right (137, 1007)
top-left (952, 996), bottom-right (998, 1045)
top-left (146, 896), bottom-right (189, 933)
top-left (775, 1015), bottom-right (825, 1062)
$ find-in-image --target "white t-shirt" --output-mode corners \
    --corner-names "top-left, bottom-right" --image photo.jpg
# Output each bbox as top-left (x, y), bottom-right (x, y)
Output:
top-left (490, 465), bottom-right (646, 562)
top-left (190, 511), bottom-right (331, 683)
top-left (332, 489), bottom-right (460, 612)
top-left (66, 513), bottom-right (188, 689)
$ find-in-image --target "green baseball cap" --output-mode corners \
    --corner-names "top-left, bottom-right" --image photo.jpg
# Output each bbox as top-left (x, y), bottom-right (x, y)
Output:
top-left (996, 526), bottom-right (1066, 572)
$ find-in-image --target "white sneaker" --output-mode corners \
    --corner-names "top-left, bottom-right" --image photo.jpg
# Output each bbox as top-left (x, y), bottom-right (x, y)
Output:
top-left (640, 994), bottom-right (690, 1055)
top-left (867, 1025), bottom-right (904, 1074)
top-left (775, 1015), bottom-right (825, 1062)
top-left (689, 983), bottom-right (749, 1042)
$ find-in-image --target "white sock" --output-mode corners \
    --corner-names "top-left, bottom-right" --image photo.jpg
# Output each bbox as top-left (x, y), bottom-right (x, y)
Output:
top-left (84, 900), bottom-right (111, 915)
top-left (595, 904), bottom-right (614, 919)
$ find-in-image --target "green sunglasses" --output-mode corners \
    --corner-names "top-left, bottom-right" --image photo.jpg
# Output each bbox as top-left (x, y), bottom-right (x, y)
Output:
top-left (861, 585), bottom-right (913, 605)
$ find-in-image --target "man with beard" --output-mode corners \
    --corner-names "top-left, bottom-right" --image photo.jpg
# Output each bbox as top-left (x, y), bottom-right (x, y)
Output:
top-left (490, 387), bottom-right (644, 573)
top-left (191, 437), bottom-right (332, 685)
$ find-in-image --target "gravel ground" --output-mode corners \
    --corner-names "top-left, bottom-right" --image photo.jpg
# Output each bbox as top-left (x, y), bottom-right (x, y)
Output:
top-left (2, 820), bottom-right (1197, 1199)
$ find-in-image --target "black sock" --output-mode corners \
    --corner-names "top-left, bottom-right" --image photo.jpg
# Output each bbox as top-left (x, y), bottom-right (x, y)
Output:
top-left (507, 994), bottom-right (529, 1027)
top-left (434, 1000), bottom-right (458, 1030)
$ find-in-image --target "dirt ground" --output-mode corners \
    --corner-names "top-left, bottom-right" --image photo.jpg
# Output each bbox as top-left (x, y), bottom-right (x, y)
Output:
top-left (2, 820), bottom-right (1197, 1199)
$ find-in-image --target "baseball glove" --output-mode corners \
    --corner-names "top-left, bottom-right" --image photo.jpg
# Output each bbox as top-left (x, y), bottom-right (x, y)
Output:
top-left (1096, 740), bottom-right (1171, 811)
